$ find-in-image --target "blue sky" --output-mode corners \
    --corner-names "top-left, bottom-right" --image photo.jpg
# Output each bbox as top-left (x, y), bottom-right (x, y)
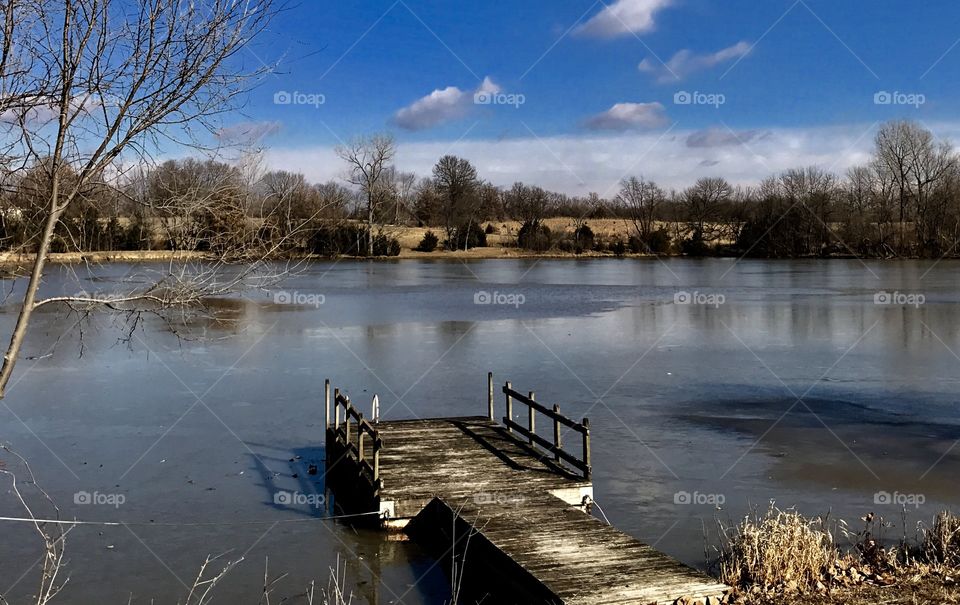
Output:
top-left (231, 0), bottom-right (960, 194)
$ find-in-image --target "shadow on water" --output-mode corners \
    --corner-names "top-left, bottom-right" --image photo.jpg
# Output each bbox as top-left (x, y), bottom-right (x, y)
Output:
top-left (245, 442), bottom-right (328, 515)
top-left (244, 442), bottom-right (452, 605)
top-left (675, 394), bottom-right (960, 501)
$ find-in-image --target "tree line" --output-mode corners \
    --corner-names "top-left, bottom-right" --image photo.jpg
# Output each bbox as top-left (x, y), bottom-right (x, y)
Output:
top-left (3, 120), bottom-right (959, 259)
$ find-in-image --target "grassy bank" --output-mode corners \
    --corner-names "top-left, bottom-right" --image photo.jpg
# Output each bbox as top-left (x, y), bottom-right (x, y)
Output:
top-left (0, 218), bottom-right (658, 270)
top-left (715, 507), bottom-right (960, 605)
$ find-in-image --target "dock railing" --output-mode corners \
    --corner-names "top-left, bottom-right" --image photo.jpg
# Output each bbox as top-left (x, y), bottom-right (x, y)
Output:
top-left (326, 379), bottom-right (383, 493)
top-left (487, 373), bottom-right (592, 480)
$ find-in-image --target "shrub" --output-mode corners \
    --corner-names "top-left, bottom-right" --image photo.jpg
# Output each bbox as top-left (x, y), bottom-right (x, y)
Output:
top-left (718, 505), bottom-right (837, 591)
top-left (484, 223), bottom-right (497, 235)
top-left (517, 221), bottom-right (552, 251)
top-left (309, 224), bottom-right (400, 257)
top-left (309, 224), bottom-right (362, 256)
top-left (444, 223), bottom-right (487, 250)
top-left (611, 239), bottom-right (626, 256)
top-left (631, 229), bottom-right (672, 255)
top-left (681, 229), bottom-right (712, 256)
top-left (650, 230), bottom-right (673, 254)
top-left (372, 232), bottom-right (401, 256)
top-left (556, 224), bottom-right (595, 255)
top-left (924, 511), bottom-right (960, 569)
top-left (573, 224), bottom-right (595, 252)
top-left (681, 236), bottom-right (711, 256)
top-left (415, 230), bottom-right (439, 252)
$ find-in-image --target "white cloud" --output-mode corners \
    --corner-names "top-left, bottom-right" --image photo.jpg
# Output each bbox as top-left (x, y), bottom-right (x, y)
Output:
top-left (0, 93), bottom-right (106, 125)
top-left (264, 122), bottom-right (960, 197)
top-left (639, 41), bottom-right (752, 83)
top-left (575, 0), bottom-right (673, 38)
top-left (584, 102), bottom-right (669, 131)
top-left (393, 77), bottom-right (501, 131)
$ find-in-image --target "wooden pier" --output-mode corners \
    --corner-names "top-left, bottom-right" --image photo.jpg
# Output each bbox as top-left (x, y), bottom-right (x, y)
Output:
top-left (324, 374), bottom-right (729, 605)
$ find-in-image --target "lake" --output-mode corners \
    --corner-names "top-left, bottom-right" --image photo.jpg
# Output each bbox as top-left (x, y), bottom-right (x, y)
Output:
top-left (1, 258), bottom-right (958, 603)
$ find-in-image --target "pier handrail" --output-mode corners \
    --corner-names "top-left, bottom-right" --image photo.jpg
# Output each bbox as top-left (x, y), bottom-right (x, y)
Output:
top-left (490, 373), bottom-right (591, 480)
top-left (326, 381), bottom-right (382, 491)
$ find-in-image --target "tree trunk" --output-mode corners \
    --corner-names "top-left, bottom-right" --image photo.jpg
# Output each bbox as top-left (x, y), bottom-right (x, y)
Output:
top-left (368, 194), bottom-right (374, 256)
top-left (0, 188), bottom-right (62, 398)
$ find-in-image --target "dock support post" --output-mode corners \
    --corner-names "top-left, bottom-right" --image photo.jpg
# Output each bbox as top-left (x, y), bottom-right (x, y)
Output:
top-left (553, 404), bottom-right (562, 461)
top-left (505, 381), bottom-right (513, 433)
top-left (528, 392), bottom-right (536, 444)
top-left (373, 436), bottom-right (381, 491)
top-left (582, 417), bottom-right (591, 480)
top-left (345, 403), bottom-right (352, 444)
top-left (487, 372), bottom-right (494, 421)
top-left (324, 379), bottom-right (331, 429)
top-left (334, 388), bottom-right (341, 430)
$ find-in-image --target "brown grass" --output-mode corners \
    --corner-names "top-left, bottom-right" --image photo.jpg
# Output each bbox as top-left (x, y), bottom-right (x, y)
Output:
top-left (924, 511), bottom-right (960, 570)
top-left (719, 505), bottom-right (838, 591)
top-left (718, 508), bottom-right (960, 605)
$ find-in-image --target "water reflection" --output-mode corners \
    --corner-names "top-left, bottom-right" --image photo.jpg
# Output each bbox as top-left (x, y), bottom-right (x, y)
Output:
top-left (0, 259), bottom-right (958, 603)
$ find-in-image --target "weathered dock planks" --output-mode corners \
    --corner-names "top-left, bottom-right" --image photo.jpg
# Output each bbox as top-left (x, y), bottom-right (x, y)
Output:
top-left (324, 377), bottom-right (730, 604)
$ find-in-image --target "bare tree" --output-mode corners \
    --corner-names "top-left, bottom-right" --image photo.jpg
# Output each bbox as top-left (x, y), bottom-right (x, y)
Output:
top-left (335, 134), bottom-right (395, 256)
top-left (616, 176), bottom-right (664, 241)
top-left (381, 167), bottom-right (416, 225)
top-left (874, 121), bottom-right (919, 252)
top-left (905, 128), bottom-right (955, 255)
top-left (257, 169), bottom-right (330, 249)
top-left (315, 181), bottom-right (353, 219)
top-left (505, 182), bottom-right (551, 228)
top-left (0, 0), bottom-right (277, 397)
top-left (432, 155), bottom-right (479, 249)
top-left (682, 176), bottom-right (732, 243)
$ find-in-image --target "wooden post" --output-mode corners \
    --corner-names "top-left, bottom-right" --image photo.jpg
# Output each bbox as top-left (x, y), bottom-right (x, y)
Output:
top-left (582, 417), bottom-right (591, 480)
top-left (504, 381), bottom-right (513, 433)
top-left (487, 372), bottom-right (494, 421)
top-left (358, 430), bottom-right (365, 462)
top-left (553, 404), bottom-right (562, 461)
top-left (528, 391), bottom-right (536, 444)
top-left (344, 403), bottom-right (352, 445)
top-left (324, 379), bottom-right (331, 429)
top-left (373, 437), bottom-right (381, 484)
top-left (334, 388), bottom-right (341, 430)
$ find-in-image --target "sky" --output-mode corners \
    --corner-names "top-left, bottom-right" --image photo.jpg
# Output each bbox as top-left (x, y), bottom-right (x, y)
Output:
top-left (225, 0), bottom-right (960, 195)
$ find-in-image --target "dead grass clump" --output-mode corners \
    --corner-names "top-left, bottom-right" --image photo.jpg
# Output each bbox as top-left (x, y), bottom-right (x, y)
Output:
top-left (924, 511), bottom-right (960, 570)
top-left (719, 505), bottom-right (837, 591)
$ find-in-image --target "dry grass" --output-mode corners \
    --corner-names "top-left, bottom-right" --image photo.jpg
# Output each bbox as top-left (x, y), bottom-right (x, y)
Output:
top-left (924, 511), bottom-right (960, 570)
top-left (717, 507), bottom-right (960, 605)
top-left (718, 505), bottom-right (838, 591)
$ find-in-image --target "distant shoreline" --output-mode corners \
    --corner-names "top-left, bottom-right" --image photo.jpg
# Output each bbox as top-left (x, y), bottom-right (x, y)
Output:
top-left (0, 248), bottom-right (945, 272)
